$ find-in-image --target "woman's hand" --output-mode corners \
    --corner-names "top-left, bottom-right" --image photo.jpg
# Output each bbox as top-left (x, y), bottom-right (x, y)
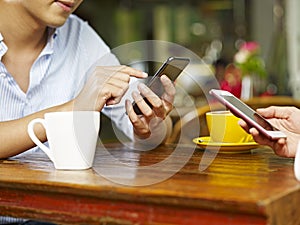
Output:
top-left (239, 106), bottom-right (300, 157)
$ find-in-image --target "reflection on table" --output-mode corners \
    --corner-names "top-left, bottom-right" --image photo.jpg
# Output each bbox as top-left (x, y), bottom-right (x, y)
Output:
top-left (0, 142), bottom-right (299, 225)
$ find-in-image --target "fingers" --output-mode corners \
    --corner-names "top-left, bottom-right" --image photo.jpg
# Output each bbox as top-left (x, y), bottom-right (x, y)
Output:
top-left (129, 75), bottom-right (175, 119)
top-left (104, 84), bottom-right (128, 105)
top-left (117, 66), bottom-right (148, 79)
top-left (238, 119), bottom-right (251, 133)
top-left (94, 66), bottom-right (147, 81)
top-left (248, 127), bottom-right (290, 157)
top-left (77, 65), bottom-right (148, 112)
top-left (248, 127), bottom-right (274, 148)
top-left (126, 75), bottom-right (176, 141)
top-left (99, 65), bottom-right (148, 79)
top-left (98, 66), bottom-right (147, 105)
top-left (249, 127), bottom-right (263, 141)
top-left (241, 107), bottom-right (297, 158)
top-left (137, 83), bottom-right (165, 118)
top-left (265, 136), bottom-right (289, 157)
top-left (125, 100), bottom-right (151, 138)
top-left (100, 66), bottom-right (148, 103)
top-left (160, 75), bottom-right (176, 104)
top-left (132, 91), bottom-right (155, 118)
top-left (256, 106), bottom-right (291, 119)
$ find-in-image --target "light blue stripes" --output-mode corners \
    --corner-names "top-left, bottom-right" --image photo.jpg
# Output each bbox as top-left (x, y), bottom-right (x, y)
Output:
top-left (0, 13), bottom-right (137, 225)
top-left (0, 14), bottom-right (119, 121)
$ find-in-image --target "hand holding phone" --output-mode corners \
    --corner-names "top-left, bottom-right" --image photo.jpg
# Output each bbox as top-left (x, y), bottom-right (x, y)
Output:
top-left (209, 89), bottom-right (287, 140)
top-left (132, 56), bottom-right (190, 115)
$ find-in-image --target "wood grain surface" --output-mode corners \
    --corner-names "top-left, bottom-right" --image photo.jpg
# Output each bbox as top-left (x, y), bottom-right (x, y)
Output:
top-left (0, 143), bottom-right (299, 225)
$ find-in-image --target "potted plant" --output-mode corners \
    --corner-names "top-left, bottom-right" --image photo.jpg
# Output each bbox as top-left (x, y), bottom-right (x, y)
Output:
top-left (234, 41), bottom-right (267, 100)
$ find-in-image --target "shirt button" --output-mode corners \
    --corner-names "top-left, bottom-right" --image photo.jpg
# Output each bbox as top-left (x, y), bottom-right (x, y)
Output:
top-left (0, 73), bottom-right (6, 78)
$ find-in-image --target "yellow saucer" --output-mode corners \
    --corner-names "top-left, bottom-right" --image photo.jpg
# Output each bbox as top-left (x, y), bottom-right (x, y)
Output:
top-left (193, 136), bottom-right (259, 153)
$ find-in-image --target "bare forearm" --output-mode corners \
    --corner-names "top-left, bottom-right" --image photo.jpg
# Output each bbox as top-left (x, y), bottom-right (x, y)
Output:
top-left (0, 101), bottom-right (73, 159)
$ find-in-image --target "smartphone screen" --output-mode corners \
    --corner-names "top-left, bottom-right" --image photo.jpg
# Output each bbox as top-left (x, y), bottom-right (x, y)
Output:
top-left (209, 89), bottom-right (287, 139)
top-left (146, 57), bottom-right (190, 97)
top-left (220, 94), bottom-right (276, 131)
top-left (132, 57), bottom-right (190, 114)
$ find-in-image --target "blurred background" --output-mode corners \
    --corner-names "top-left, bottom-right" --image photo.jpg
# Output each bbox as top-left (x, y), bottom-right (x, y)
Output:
top-left (74, 0), bottom-right (300, 141)
top-left (75, 0), bottom-right (299, 95)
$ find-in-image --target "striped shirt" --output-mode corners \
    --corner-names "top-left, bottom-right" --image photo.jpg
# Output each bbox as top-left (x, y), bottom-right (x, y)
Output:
top-left (0, 13), bottom-right (137, 225)
top-left (0, 14), bottom-right (134, 146)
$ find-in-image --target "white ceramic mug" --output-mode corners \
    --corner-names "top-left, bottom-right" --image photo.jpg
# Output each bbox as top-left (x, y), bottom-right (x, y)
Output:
top-left (27, 111), bottom-right (100, 170)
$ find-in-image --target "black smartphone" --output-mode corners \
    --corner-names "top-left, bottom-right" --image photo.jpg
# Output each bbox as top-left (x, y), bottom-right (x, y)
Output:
top-left (132, 56), bottom-right (190, 115)
top-left (209, 89), bottom-right (287, 140)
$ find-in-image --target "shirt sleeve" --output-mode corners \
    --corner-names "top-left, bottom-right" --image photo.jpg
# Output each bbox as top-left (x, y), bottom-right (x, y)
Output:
top-left (76, 15), bottom-right (135, 140)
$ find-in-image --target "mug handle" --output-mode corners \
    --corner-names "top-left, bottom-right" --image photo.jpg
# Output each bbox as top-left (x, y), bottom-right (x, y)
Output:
top-left (27, 118), bottom-right (54, 162)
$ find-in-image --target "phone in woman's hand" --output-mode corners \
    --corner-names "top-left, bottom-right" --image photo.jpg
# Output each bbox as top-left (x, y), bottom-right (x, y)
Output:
top-left (209, 89), bottom-right (287, 140)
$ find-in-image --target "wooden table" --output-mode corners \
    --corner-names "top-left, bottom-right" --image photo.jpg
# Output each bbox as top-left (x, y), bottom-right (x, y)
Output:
top-left (0, 143), bottom-right (300, 225)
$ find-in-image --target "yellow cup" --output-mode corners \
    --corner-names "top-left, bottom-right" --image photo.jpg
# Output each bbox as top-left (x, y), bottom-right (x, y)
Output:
top-left (206, 111), bottom-right (254, 143)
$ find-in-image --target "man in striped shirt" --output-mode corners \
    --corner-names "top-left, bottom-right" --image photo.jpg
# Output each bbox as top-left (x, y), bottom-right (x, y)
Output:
top-left (0, 0), bottom-right (175, 224)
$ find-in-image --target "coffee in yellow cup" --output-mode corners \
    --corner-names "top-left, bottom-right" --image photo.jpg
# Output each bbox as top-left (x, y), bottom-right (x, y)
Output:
top-left (206, 110), bottom-right (254, 143)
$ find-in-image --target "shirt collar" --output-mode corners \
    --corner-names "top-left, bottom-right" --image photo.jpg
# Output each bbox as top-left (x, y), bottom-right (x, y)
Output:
top-left (48, 27), bottom-right (58, 48)
top-left (0, 27), bottom-right (59, 60)
top-left (41, 27), bottom-right (59, 56)
top-left (0, 33), bottom-right (8, 60)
